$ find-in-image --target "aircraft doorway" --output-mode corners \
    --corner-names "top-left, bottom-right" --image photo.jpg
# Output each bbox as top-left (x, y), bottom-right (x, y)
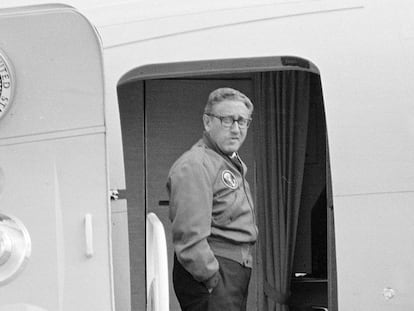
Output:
top-left (117, 58), bottom-right (336, 311)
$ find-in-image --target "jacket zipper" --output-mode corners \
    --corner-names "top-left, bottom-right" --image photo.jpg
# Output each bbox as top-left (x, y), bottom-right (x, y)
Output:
top-left (235, 154), bottom-right (258, 237)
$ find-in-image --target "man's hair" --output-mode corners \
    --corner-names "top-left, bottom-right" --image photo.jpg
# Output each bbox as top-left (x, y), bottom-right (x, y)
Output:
top-left (204, 88), bottom-right (254, 115)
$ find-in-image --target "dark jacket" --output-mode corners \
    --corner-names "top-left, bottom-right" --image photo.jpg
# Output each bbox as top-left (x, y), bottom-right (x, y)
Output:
top-left (167, 132), bottom-right (258, 287)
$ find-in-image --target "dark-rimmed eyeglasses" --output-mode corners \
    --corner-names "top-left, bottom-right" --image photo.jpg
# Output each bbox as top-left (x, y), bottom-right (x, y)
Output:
top-left (206, 113), bottom-right (252, 129)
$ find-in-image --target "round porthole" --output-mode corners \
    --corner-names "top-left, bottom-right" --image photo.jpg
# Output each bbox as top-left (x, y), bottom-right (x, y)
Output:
top-left (0, 213), bottom-right (31, 285)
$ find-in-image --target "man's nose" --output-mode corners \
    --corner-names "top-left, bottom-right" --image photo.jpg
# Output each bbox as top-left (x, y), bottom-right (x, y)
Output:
top-left (230, 120), bottom-right (241, 132)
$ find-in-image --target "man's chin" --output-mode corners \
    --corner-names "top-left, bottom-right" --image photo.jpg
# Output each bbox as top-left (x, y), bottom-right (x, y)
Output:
top-left (221, 145), bottom-right (239, 154)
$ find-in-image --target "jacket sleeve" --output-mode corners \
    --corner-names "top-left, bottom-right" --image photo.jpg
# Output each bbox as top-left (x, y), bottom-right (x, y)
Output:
top-left (168, 158), bottom-right (219, 284)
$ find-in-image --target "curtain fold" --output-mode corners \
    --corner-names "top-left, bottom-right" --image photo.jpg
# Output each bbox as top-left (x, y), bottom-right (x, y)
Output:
top-left (254, 71), bottom-right (311, 311)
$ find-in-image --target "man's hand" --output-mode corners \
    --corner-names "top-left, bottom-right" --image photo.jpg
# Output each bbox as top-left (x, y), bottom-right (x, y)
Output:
top-left (203, 270), bottom-right (220, 293)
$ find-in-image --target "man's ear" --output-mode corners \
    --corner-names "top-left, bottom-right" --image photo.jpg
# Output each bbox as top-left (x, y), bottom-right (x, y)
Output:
top-left (203, 114), bottom-right (211, 132)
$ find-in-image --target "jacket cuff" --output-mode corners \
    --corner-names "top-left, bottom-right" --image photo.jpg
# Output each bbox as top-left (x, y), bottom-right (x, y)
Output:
top-left (203, 270), bottom-right (220, 290)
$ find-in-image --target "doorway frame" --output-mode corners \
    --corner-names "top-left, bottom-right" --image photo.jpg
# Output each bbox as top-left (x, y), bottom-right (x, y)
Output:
top-left (117, 55), bottom-right (336, 311)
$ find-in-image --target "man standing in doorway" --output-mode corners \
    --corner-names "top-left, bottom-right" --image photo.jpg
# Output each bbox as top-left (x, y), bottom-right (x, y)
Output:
top-left (167, 88), bottom-right (258, 311)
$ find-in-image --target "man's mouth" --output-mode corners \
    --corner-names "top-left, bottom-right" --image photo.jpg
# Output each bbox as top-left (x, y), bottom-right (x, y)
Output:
top-left (229, 137), bottom-right (240, 144)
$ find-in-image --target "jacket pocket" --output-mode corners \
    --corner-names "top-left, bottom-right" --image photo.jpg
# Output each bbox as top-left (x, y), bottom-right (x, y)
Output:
top-left (212, 191), bottom-right (238, 226)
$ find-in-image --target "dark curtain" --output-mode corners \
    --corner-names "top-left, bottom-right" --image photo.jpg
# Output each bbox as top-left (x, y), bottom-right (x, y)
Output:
top-left (254, 71), bottom-right (311, 311)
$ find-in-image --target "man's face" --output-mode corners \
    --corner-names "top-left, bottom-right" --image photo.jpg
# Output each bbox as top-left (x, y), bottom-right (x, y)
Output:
top-left (203, 99), bottom-right (251, 154)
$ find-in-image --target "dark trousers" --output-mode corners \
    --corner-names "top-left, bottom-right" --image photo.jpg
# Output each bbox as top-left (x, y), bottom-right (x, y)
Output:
top-left (173, 255), bottom-right (251, 311)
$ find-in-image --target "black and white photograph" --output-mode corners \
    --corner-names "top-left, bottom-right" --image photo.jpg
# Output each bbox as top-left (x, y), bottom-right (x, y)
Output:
top-left (0, 1), bottom-right (413, 310)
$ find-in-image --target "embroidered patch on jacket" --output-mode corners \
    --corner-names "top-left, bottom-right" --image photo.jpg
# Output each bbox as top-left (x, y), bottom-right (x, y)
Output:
top-left (221, 170), bottom-right (238, 189)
